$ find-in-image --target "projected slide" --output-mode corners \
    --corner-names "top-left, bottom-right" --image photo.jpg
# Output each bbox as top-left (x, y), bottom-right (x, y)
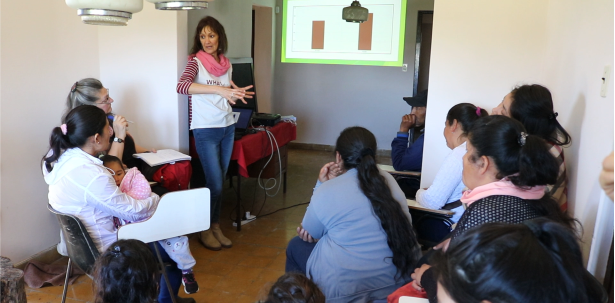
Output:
top-left (282, 0), bottom-right (406, 66)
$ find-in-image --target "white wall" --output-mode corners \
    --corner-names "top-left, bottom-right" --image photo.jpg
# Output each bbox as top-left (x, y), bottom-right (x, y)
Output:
top-left (425, 0), bottom-right (614, 264)
top-left (423, 0), bottom-right (549, 185)
top-left (273, 0), bottom-right (435, 149)
top-left (541, 0), bottom-right (614, 271)
top-left (99, 5), bottom-right (189, 153)
top-left (0, 1), bottom-right (100, 262)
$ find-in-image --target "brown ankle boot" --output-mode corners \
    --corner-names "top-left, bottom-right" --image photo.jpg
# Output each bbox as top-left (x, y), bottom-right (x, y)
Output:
top-left (212, 226), bottom-right (232, 248)
top-left (199, 229), bottom-right (221, 251)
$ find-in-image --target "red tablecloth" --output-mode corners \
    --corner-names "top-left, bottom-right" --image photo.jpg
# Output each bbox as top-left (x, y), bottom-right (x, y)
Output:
top-left (189, 122), bottom-right (297, 177)
top-left (231, 122), bottom-right (296, 177)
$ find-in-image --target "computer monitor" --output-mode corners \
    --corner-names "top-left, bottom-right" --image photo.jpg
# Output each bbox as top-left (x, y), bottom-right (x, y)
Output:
top-left (229, 58), bottom-right (258, 112)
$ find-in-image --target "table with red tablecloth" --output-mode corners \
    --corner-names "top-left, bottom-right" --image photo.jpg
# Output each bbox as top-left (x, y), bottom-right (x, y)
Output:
top-left (190, 121), bottom-right (296, 231)
top-left (231, 122), bottom-right (296, 178)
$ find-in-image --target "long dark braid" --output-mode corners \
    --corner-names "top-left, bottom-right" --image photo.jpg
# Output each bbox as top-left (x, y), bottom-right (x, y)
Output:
top-left (335, 127), bottom-right (421, 280)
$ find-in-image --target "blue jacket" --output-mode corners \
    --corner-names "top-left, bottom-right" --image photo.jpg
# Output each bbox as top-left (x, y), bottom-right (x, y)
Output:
top-left (391, 131), bottom-right (424, 171)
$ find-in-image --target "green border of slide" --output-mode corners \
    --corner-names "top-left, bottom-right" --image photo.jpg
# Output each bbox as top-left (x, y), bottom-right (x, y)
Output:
top-left (281, 0), bottom-right (407, 67)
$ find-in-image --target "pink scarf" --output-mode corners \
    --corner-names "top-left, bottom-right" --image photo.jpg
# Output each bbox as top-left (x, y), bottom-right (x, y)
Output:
top-left (191, 50), bottom-right (230, 77)
top-left (461, 179), bottom-right (546, 206)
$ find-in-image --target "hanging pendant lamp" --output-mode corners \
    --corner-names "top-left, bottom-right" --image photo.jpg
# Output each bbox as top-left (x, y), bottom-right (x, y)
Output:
top-left (146, 0), bottom-right (213, 10)
top-left (65, 0), bottom-right (143, 26)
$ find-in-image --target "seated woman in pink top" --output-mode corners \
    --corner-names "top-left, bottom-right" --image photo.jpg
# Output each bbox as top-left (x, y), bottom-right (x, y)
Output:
top-left (101, 155), bottom-right (199, 295)
top-left (492, 84), bottom-right (572, 211)
top-left (410, 116), bottom-right (575, 302)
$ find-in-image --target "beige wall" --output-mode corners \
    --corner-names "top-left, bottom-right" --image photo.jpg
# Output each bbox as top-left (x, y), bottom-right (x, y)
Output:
top-left (424, 0), bottom-right (613, 269)
top-left (98, 5), bottom-right (189, 153)
top-left (541, 0), bottom-right (613, 278)
top-left (0, 1), bottom-right (100, 261)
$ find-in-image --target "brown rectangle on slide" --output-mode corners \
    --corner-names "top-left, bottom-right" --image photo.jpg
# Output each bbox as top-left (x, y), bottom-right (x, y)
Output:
top-left (312, 21), bottom-right (325, 49)
top-left (358, 13), bottom-right (374, 50)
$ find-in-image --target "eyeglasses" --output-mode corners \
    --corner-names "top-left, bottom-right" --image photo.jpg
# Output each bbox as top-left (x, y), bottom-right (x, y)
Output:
top-left (96, 89), bottom-right (112, 105)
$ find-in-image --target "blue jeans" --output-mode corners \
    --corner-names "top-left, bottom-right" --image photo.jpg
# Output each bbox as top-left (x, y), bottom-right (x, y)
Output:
top-left (192, 125), bottom-right (235, 223)
top-left (285, 236), bottom-right (317, 274)
top-left (149, 242), bottom-right (181, 303)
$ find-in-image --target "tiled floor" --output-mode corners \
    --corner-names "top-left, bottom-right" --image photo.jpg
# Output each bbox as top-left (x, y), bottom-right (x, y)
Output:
top-left (25, 148), bottom-right (392, 303)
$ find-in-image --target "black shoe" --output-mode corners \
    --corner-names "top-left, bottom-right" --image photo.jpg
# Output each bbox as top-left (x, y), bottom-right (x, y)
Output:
top-left (182, 272), bottom-right (199, 294)
top-left (176, 297), bottom-right (196, 303)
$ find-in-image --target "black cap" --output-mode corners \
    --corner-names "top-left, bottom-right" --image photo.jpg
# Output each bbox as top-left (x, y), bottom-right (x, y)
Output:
top-left (403, 89), bottom-right (428, 107)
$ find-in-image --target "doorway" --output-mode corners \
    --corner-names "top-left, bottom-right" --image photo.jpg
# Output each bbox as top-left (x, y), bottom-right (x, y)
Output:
top-left (413, 11), bottom-right (433, 95)
top-left (252, 5), bottom-right (274, 114)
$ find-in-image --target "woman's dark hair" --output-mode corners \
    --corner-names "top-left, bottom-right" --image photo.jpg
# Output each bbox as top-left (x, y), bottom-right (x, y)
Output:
top-left (467, 115), bottom-right (576, 229)
top-left (509, 84), bottom-right (571, 146)
top-left (468, 115), bottom-right (558, 187)
top-left (264, 272), bottom-right (325, 303)
top-left (431, 219), bottom-right (603, 303)
top-left (335, 127), bottom-right (421, 280)
top-left (101, 155), bottom-right (123, 168)
top-left (446, 103), bottom-right (489, 135)
top-left (190, 16), bottom-right (228, 55)
top-left (42, 106), bottom-right (108, 172)
top-left (93, 239), bottom-right (159, 303)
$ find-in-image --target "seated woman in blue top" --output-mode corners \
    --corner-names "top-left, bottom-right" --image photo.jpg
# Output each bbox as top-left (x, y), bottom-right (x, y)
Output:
top-left (415, 103), bottom-right (488, 222)
top-left (285, 126), bottom-right (422, 303)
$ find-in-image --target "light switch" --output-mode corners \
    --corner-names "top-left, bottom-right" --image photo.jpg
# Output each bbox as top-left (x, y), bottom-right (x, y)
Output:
top-left (402, 64), bottom-right (408, 72)
top-left (276, 6), bottom-right (280, 14)
top-left (601, 65), bottom-right (610, 97)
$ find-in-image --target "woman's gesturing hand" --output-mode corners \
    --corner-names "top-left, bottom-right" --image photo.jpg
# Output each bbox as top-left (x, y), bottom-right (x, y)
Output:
top-left (112, 115), bottom-right (128, 140)
top-left (318, 162), bottom-right (343, 183)
top-left (220, 80), bottom-right (255, 105)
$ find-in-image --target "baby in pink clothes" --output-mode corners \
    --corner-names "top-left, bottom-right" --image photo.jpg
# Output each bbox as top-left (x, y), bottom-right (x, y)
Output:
top-left (101, 155), bottom-right (199, 295)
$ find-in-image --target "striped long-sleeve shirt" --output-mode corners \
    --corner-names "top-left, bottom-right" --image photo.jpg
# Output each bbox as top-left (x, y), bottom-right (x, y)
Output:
top-left (176, 58), bottom-right (199, 125)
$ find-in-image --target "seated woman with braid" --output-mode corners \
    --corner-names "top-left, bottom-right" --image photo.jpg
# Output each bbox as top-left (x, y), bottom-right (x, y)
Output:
top-left (285, 126), bottom-right (422, 303)
top-left (410, 115), bottom-right (575, 302)
top-left (432, 219), bottom-right (604, 303)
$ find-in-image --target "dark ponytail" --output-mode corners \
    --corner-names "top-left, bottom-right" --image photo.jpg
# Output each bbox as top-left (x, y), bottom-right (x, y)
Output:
top-left (432, 219), bottom-right (598, 303)
top-left (468, 116), bottom-right (576, 229)
top-left (335, 127), bottom-right (421, 280)
top-left (509, 84), bottom-right (571, 146)
top-left (468, 115), bottom-right (558, 187)
top-left (43, 106), bottom-right (108, 172)
top-left (446, 103), bottom-right (489, 135)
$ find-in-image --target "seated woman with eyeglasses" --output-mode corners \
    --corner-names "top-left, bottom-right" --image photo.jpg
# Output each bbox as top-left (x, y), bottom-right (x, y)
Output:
top-left (410, 115), bottom-right (575, 302)
top-left (65, 78), bottom-right (156, 169)
top-left (42, 106), bottom-right (182, 303)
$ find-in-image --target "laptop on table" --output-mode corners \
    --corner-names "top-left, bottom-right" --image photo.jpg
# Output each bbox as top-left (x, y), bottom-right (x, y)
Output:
top-left (232, 107), bottom-right (253, 141)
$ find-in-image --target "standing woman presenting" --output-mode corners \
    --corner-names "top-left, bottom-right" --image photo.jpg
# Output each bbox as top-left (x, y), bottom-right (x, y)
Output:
top-left (177, 16), bottom-right (254, 251)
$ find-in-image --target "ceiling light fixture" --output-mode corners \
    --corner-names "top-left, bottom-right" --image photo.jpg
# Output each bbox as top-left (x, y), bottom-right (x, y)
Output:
top-left (342, 1), bottom-right (368, 23)
top-left (146, 1), bottom-right (211, 10)
top-left (65, 0), bottom-right (143, 26)
top-left (66, 0), bottom-right (213, 26)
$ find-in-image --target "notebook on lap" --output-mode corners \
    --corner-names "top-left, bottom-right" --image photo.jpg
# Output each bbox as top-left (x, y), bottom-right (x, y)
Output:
top-left (233, 107), bottom-right (253, 141)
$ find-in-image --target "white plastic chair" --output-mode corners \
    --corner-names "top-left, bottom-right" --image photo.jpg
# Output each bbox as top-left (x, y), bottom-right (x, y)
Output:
top-left (118, 188), bottom-right (210, 303)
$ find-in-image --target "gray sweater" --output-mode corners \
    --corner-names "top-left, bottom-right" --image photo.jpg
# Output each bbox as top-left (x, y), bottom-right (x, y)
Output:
top-left (303, 168), bottom-right (413, 303)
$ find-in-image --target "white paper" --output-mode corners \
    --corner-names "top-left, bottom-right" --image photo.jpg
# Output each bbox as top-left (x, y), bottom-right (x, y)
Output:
top-left (133, 149), bottom-right (191, 166)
